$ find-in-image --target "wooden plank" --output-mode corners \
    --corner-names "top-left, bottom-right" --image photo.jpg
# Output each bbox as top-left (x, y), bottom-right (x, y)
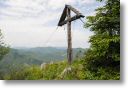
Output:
top-left (58, 5), bottom-right (85, 26)
top-left (58, 6), bottom-right (67, 26)
top-left (58, 14), bottom-right (84, 26)
top-left (67, 8), bottom-right (72, 65)
top-left (66, 5), bottom-right (81, 15)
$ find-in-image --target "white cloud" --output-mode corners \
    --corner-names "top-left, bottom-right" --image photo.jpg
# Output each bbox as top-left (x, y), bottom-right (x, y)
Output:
top-left (81, 0), bottom-right (95, 4)
top-left (0, 0), bottom-right (95, 18)
top-left (0, 0), bottom-right (101, 48)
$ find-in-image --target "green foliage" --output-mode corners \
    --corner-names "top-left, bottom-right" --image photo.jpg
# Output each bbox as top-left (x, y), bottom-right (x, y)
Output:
top-left (3, 58), bottom-right (119, 80)
top-left (83, 0), bottom-right (120, 78)
top-left (0, 29), bottom-right (9, 61)
top-left (0, 29), bottom-right (9, 79)
top-left (4, 65), bottom-right (45, 80)
top-left (4, 61), bottom-right (67, 80)
top-left (0, 47), bottom-right (85, 75)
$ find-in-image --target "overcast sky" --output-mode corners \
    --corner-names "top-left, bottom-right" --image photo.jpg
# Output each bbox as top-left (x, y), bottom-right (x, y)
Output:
top-left (0, 0), bottom-right (104, 48)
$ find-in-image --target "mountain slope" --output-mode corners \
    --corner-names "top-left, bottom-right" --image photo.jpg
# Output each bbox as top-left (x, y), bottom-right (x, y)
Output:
top-left (0, 47), bottom-right (86, 74)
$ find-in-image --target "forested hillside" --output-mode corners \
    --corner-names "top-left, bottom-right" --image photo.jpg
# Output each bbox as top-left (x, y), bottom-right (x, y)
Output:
top-left (0, 47), bottom-right (85, 77)
top-left (2, 47), bottom-right (85, 64)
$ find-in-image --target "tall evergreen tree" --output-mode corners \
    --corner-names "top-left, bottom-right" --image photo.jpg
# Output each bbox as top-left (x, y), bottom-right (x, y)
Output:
top-left (84, 0), bottom-right (120, 71)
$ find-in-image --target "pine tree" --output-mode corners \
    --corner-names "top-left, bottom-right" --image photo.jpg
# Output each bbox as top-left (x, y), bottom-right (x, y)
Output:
top-left (84, 0), bottom-right (120, 71)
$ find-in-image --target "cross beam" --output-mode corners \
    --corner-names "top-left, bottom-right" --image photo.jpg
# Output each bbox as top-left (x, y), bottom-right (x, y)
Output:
top-left (58, 5), bottom-right (84, 65)
top-left (58, 14), bottom-right (84, 26)
top-left (58, 5), bottom-right (84, 26)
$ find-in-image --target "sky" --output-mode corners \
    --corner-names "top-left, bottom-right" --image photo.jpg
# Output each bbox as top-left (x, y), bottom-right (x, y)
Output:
top-left (0, 0), bottom-right (104, 48)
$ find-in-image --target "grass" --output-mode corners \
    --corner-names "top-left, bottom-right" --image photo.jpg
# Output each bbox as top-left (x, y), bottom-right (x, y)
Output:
top-left (3, 59), bottom-right (120, 80)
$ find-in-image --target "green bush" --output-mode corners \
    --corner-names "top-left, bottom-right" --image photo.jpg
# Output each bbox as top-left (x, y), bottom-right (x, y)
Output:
top-left (3, 58), bottom-right (120, 80)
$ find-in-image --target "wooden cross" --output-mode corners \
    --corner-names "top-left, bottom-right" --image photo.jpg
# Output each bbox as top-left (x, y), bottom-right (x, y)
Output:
top-left (58, 5), bottom-right (85, 65)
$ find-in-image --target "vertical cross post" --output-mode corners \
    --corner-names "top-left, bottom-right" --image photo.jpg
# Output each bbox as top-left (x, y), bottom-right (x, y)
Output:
top-left (58, 5), bottom-right (85, 65)
top-left (67, 8), bottom-right (72, 65)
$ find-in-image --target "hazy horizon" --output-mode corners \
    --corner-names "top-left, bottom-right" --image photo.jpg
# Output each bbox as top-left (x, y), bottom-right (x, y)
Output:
top-left (11, 46), bottom-right (87, 49)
